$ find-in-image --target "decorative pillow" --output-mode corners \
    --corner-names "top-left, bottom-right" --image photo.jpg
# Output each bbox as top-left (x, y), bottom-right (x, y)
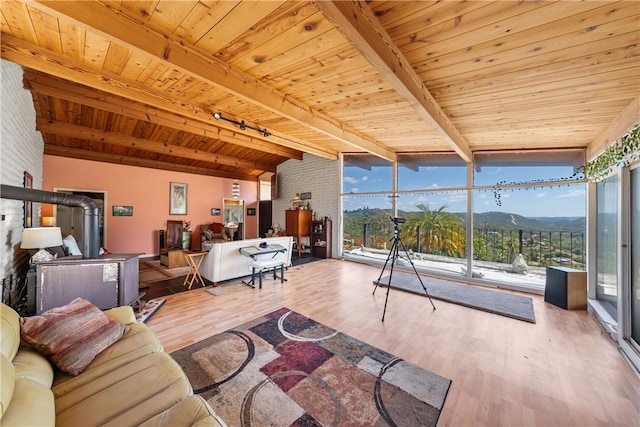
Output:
top-left (202, 228), bottom-right (214, 241)
top-left (62, 235), bottom-right (82, 256)
top-left (49, 245), bottom-right (68, 258)
top-left (209, 222), bottom-right (224, 233)
top-left (20, 298), bottom-right (128, 376)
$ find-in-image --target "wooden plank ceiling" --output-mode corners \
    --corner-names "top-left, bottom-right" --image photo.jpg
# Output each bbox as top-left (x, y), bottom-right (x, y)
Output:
top-left (1, 0), bottom-right (638, 179)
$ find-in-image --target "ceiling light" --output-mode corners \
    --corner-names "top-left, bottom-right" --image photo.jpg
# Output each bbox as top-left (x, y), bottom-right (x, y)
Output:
top-left (232, 180), bottom-right (240, 199)
top-left (211, 111), bottom-right (271, 138)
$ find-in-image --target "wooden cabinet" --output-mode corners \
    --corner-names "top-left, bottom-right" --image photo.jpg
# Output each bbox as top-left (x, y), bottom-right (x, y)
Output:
top-left (35, 254), bottom-right (139, 314)
top-left (160, 249), bottom-right (188, 269)
top-left (311, 219), bottom-right (332, 259)
top-left (285, 209), bottom-right (312, 257)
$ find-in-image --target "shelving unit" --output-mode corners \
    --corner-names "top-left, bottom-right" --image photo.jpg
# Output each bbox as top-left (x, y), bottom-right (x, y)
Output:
top-left (311, 218), bottom-right (332, 259)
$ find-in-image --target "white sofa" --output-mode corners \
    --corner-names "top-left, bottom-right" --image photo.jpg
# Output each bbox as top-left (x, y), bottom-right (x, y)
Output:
top-left (199, 236), bottom-right (293, 286)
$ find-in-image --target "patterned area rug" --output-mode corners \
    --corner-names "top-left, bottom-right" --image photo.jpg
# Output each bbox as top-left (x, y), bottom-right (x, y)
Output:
top-left (171, 308), bottom-right (451, 427)
top-left (134, 298), bottom-right (165, 323)
top-left (375, 272), bottom-right (536, 323)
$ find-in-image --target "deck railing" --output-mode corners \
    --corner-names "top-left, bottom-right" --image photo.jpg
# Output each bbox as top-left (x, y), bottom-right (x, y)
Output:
top-left (343, 224), bottom-right (585, 270)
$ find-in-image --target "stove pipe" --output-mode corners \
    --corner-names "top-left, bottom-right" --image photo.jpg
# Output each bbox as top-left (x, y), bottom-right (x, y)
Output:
top-left (1, 184), bottom-right (100, 259)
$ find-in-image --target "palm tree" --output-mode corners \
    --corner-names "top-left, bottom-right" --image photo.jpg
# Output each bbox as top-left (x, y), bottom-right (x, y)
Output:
top-left (404, 203), bottom-right (465, 257)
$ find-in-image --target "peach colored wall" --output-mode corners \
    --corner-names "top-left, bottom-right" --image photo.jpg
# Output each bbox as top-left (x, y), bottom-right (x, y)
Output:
top-left (43, 155), bottom-right (258, 255)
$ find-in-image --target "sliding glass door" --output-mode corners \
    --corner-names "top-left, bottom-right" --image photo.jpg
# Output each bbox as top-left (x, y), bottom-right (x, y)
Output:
top-left (630, 166), bottom-right (640, 349)
top-left (596, 175), bottom-right (619, 319)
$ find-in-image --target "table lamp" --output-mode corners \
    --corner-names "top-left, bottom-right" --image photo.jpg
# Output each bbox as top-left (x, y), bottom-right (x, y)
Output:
top-left (21, 227), bottom-right (63, 263)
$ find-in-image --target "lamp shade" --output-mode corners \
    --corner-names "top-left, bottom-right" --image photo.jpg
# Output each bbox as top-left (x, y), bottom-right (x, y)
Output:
top-left (21, 227), bottom-right (63, 249)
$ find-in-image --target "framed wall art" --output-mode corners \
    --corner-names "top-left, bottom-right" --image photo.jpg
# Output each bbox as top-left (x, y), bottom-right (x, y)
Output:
top-left (247, 208), bottom-right (256, 216)
top-left (169, 182), bottom-right (187, 215)
top-left (211, 208), bottom-right (221, 216)
top-left (112, 205), bottom-right (133, 216)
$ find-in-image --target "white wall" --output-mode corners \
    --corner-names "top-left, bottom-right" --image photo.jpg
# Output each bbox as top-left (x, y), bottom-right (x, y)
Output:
top-left (0, 60), bottom-right (45, 277)
top-left (274, 153), bottom-right (340, 258)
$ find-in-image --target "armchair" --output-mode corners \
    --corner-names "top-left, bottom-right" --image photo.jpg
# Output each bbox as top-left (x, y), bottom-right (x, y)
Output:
top-left (200, 223), bottom-right (231, 250)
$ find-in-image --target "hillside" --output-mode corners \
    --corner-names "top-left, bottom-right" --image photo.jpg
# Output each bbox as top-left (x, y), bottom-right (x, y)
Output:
top-left (454, 211), bottom-right (586, 232)
top-left (344, 209), bottom-right (585, 233)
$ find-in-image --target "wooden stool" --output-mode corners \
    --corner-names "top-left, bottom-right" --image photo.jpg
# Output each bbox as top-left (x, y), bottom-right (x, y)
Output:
top-left (245, 259), bottom-right (287, 289)
top-left (183, 251), bottom-right (207, 289)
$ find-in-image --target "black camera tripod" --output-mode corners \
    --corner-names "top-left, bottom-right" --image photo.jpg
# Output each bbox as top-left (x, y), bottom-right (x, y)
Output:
top-left (373, 217), bottom-right (436, 321)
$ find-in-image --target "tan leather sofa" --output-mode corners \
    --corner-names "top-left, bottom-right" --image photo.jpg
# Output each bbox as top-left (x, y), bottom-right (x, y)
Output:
top-left (0, 302), bottom-right (226, 427)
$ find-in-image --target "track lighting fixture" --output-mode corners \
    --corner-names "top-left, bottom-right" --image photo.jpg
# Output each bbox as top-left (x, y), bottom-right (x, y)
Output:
top-left (212, 112), bottom-right (268, 138)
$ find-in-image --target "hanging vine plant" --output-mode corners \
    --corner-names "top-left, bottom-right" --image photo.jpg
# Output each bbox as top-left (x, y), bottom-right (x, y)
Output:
top-left (491, 123), bottom-right (639, 205)
top-left (491, 174), bottom-right (583, 207)
top-left (580, 123), bottom-right (640, 182)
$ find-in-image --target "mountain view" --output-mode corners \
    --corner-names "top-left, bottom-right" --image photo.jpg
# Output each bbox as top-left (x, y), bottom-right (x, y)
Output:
top-left (344, 208), bottom-right (585, 234)
top-left (343, 208), bottom-right (586, 268)
top-left (453, 211), bottom-right (586, 233)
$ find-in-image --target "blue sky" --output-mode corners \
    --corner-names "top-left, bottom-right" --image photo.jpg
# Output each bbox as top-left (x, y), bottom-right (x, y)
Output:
top-left (343, 164), bottom-right (586, 217)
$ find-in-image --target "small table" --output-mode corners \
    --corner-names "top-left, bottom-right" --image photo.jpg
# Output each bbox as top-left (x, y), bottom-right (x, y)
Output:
top-left (239, 243), bottom-right (287, 288)
top-left (182, 251), bottom-right (208, 289)
top-left (544, 266), bottom-right (587, 310)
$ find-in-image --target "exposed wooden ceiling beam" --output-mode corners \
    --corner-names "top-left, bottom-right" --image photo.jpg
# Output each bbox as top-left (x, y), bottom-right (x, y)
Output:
top-left (28, 0), bottom-right (395, 162)
top-left (43, 146), bottom-right (258, 181)
top-left (586, 95), bottom-right (640, 161)
top-left (1, 34), bottom-right (328, 160)
top-left (36, 119), bottom-right (276, 173)
top-left (314, 0), bottom-right (472, 163)
top-left (23, 71), bottom-right (303, 161)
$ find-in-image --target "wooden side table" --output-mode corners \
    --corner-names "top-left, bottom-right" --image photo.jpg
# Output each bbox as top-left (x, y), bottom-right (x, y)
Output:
top-left (544, 266), bottom-right (587, 310)
top-left (160, 249), bottom-right (188, 269)
top-left (183, 251), bottom-right (208, 289)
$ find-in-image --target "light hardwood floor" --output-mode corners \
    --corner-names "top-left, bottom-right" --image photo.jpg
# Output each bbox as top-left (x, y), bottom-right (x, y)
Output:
top-left (146, 259), bottom-right (639, 426)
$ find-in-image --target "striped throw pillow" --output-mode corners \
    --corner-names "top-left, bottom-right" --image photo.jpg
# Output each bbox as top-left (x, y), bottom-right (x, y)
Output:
top-left (20, 298), bottom-right (128, 376)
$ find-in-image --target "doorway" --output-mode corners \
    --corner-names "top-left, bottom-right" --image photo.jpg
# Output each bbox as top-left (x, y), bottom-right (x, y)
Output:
top-left (54, 189), bottom-right (106, 247)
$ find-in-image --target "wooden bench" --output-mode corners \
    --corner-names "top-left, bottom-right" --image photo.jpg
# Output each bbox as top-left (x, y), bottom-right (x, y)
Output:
top-left (245, 259), bottom-right (287, 289)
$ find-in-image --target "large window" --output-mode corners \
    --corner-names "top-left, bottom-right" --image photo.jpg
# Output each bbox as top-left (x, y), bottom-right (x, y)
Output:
top-left (396, 155), bottom-right (468, 276)
top-left (342, 151), bottom-right (587, 292)
top-left (343, 155), bottom-right (393, 255)
top-left (471, 151), bottom-right (586, 288)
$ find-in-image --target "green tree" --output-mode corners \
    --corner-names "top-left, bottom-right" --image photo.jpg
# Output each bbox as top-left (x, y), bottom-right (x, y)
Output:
top-left (403, 204), bottom-right (465, 257)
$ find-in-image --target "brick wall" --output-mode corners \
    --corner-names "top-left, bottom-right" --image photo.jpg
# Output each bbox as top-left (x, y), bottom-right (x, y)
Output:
top-left (0, 59), bottom-right (45, 278)
top-left (274, 153), bottom-right (340, 258)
